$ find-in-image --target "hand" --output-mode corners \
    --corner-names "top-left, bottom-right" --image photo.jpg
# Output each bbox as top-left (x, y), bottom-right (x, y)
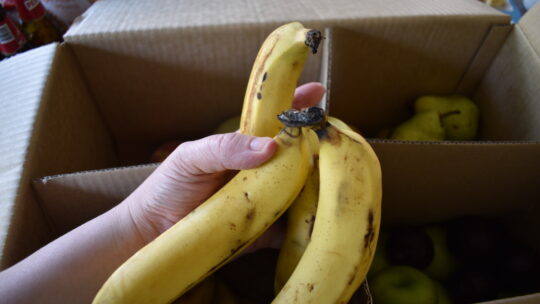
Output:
top-left (126, 82), bottom-right (326, 250)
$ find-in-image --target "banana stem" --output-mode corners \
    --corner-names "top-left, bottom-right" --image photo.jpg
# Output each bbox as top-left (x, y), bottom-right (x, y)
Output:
top-left (277, 107), bottom-right (326, 128)
top-left (305, 30), bottom-right (322, 54)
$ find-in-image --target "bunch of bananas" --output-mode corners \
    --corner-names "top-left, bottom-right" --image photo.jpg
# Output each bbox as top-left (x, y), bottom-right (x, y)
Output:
top-left (93, 22), bottom-right (382, 304)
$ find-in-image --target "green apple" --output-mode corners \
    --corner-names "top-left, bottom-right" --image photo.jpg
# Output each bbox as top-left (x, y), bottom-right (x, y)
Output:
top-left (370, 265), bottom-right (438, 304)
top-left (390, 110), bottom-right (445, 141)
top-left (368, 231), bottom-right (389, 278)
top-left (214, 114), bottom-right (241, 134)
top-left (414, 95), bottom-right (479, 140)
top-left (424, 225), bottom-right (457, 282)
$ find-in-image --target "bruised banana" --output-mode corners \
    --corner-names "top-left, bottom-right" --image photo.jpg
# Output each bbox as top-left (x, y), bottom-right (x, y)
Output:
top-left (93, 127), bottom-right (315, 304)
top-left (273, 123), bottom-right (383, 304)
top-left (240, 22), bottom-right (322, 137)
top-left (274, 157), bottom-right (319, 293)
top-left (274, 116), bottom-right (353, 293)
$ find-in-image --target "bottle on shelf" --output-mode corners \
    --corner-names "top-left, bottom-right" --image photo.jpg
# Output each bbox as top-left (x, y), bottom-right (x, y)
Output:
top-left (0, 4), bottom-right (28, 57)
top-left (13, 0), bottom-right (62, 48)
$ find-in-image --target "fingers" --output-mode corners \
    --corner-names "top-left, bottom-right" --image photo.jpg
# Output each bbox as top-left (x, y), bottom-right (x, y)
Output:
top-left (170, 133), bottom-right (277, 175)
top-left (292, 82), bottom-right (326, 109)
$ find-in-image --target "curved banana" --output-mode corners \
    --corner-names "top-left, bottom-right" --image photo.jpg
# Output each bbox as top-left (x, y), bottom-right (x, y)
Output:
top-left (93, 127), bottom-right (315, 304)
top-left (274, 157), bottom-right (319, 293)
top-left (240, 22), bottom-right (322, 137)
top-left (273, 124), bottom-right (383, 304)
top-left (274, 116), bottom-right (353, 294)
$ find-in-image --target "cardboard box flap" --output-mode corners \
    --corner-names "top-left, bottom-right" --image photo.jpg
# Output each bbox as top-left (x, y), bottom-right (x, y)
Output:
top-left (481, 292), bottom-right (540, 304)
top-left (32, 164), bottom-right (157, 235)
top-left (369, 140), bottom-right (540, 225)
top-left (67, 0), bottom-right (507, 36)
top-left (473, 3), bottom-right (540, 141)
top-left (1, 43), bottom-right (118, 267)
top-left (0, 44), bottom-right (59, 259)
top-left (518, 2), bottom-right (540, 56)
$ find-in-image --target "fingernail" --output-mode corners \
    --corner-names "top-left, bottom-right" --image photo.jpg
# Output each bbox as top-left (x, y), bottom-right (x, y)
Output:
top-left (250, 137), bottom-right (272, 151)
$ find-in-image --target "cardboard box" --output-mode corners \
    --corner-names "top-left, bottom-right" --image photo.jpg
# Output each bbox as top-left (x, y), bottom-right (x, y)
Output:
top-left (1, 0), bottom-right (539, 302)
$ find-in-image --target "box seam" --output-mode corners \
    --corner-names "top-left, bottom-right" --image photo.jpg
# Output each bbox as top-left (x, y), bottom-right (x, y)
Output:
top-left (456, 23), bottom-right (514, 97)
top-left (3, 46), bottom-right (62, 258)
top-left (61, 42), bottom-right (121, 163)
top-left (516, 23), bottom-right (540, 61)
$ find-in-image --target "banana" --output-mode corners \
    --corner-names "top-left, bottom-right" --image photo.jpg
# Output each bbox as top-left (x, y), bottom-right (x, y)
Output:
top-left (240, 22), bottom-right (322, 137)
top-left (272, 123), bottom-right (383, 304)
top-left (274, 155), bottom-right (319, 293)
top-left (274, 116), bottom-right (353, 294)
top-left (93, 127), bottom-right (315, 304)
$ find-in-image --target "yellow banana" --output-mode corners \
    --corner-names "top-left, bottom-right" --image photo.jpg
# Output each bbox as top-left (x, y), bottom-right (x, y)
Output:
top-left (240, 22), bottom-right (322, 137)
top-left (273, 124), bottom-right (383, 304)
top-left (274, 155), bottom-right (319, 293)
top-left (93, 127), bottom-right (315, 304)
top-left (274, 116), bottom-right (353, 294)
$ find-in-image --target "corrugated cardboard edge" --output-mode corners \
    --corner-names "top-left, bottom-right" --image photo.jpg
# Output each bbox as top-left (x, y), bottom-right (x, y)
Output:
top-left (479, 292), bottom-right (540, 304)
top-left (456, 23), bottom-right (513, 94)
top-left (32, 164), bottom-right (157, 236)
top-left (0, 44), bottom-right (59, 269)
top-left (0, 43), bottom-right (118, 268)
top-left (473, 2), bottom-right (540, 141)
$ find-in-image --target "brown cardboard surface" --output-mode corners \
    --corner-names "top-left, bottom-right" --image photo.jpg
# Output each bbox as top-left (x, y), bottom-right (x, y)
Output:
top-left (33, 164), bottom-right (157, 237)
top-left (369, 140), bottom-right (540, 226)
top-left (328, 16), bottom-right (510, 136)
top-left (474, 4), bottom-right (540, 141)
top-left (480, 292), bottom-right (540, 304)
top-left (63, 0), bottom-right (509, 165)
top-left (0, 44), bottom-right (117, 268)
top-left (0, 45), bottom-right (58, 268)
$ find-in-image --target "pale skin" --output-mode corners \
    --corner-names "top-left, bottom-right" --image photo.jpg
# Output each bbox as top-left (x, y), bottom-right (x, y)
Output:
top-left (0, 82), bottom-right (325, 304)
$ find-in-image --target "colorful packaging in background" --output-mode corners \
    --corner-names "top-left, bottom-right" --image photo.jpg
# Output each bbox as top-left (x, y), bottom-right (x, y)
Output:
top-left (481, 0), bottom-right (539, 22)
top-left (0, 4), bottom-right (27, 56)
top-left (40, 0), bottom-right (93, 25)
top-left (14, 0), bottom-right (62, 47)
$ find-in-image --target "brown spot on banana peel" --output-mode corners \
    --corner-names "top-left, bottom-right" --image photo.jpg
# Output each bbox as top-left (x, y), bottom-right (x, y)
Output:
top-left (241, 37), bottom-right (278, 133)
top-left (347, 266), bottom-right (359, 285)
top-left (316, 124), bottom-right (341, 146)
top-left (307, 214), bottom-right (315, 238)
top-left (363, 210), bottom-right (376, 249)
top-left (246, 207), bottom-right (255, 220)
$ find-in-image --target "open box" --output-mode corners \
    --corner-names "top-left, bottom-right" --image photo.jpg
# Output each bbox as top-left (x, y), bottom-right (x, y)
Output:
top-left (1, 0), bottom-right (540, 303)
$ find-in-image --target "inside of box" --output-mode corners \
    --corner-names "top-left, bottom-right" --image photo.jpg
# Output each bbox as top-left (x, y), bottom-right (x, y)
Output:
top-left (329, 17), bottom-right (504, 138)
top-left (32, 12), bottom-right (540, 243)
top-left (66, 24), bottom-right (325, 166)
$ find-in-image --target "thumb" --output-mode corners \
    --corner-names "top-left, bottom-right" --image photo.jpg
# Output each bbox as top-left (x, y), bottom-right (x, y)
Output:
top-left (169, 132), bottom-right (277, 175)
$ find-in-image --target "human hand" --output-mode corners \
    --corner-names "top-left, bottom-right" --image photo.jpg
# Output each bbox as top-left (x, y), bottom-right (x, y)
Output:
top-left (126, 82), bottom-right (325, 250)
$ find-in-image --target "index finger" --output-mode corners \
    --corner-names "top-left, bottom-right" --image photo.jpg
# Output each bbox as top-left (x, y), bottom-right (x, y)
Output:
top-left (292, 82), bottom-right (326, 109)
